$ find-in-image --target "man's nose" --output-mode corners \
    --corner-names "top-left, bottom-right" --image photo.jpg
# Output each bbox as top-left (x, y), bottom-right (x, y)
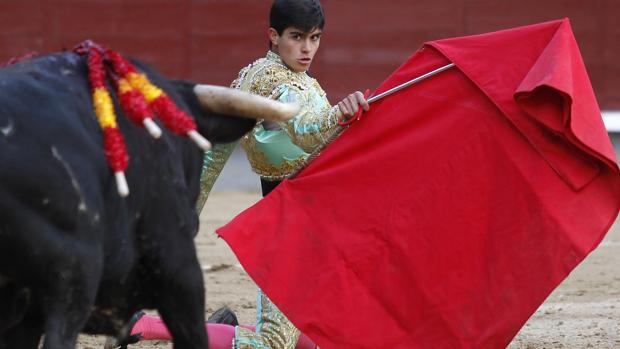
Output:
top-left (301, 40), bottom-right (310, 52)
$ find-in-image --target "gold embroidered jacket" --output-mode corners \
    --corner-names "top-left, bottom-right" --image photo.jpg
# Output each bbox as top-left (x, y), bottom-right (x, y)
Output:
top-left (197, 51), bottom-right (340, 211)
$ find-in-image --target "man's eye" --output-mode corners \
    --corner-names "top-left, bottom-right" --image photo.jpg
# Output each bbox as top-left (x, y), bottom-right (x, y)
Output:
top-left (311, 35), bottom-right (321, 41)
top-left (291, 34), bottom-right (301, 40)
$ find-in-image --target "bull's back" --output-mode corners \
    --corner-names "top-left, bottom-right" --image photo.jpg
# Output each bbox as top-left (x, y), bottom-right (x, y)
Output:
top-left (0, 53), bottom-right (108, 232)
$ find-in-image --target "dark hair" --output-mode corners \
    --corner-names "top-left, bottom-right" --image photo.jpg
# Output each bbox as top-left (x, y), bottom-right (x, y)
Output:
top-left (269, 0), bottom-right (325, 35)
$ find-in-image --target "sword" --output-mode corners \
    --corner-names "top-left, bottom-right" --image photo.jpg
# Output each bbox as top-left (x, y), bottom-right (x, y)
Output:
top-left (367, 63), bottom-right (455, 103)
top-left (289, 63), bottom-right (456, 179)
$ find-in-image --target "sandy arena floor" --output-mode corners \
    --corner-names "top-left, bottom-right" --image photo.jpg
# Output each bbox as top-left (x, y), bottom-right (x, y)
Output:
top-left (77, 191), bottom-right (620, 349)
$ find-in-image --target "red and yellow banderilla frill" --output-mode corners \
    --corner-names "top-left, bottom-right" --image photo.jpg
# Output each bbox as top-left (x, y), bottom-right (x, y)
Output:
top-left (106, 50), bottom-right (211, 150)
top-left (87, 47), bottom-right (130, 197)
top-left (81, 41), bottom-right (212, 197)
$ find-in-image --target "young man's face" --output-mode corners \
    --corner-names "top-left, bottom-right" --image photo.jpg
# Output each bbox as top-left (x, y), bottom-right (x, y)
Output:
top-left (269, 26), bottom-right (322, 73)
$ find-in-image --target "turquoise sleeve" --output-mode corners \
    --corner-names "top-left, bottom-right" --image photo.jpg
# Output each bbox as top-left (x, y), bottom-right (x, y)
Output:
top-left (196, 142), bottom-right (238, 213)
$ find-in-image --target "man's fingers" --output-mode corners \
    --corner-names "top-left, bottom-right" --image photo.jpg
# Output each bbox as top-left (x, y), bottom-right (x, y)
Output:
top-left (347, 94), bottom-right (359, 114)
top-left (343, 98), bottom-right (355, 115)
top-left (339, 91), bottom-right (370, 118)
top-left (354, 91), bottom-right (370, 111)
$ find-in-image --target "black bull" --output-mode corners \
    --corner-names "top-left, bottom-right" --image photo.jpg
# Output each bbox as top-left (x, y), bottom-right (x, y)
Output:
top-left (0, 52), bottom-right (256, 348)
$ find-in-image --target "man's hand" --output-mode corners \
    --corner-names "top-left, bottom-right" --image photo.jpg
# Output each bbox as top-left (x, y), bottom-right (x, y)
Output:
top-left (337, 91), bottom-right (370, 117)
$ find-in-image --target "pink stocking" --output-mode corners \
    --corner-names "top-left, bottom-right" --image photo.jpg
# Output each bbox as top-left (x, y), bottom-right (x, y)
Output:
top-left (131, 315), bottom-right (235, 348)
top-left (130, 314), bottom-right (171, 339)
top-left (296, 332), bottom-right (318, 349)
top-left (206, 324), bottom-right (236, 348)
top-left (131, 315), bottom-right (317, 348)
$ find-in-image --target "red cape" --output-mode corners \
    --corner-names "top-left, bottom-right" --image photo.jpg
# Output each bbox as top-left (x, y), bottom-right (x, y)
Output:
top-left (218, 19), bottom-right (620, 348)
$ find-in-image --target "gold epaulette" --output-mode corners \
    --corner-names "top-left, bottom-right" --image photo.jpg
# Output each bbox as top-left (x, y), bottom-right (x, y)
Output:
top-left (231, 52), bottom-right (325, 99)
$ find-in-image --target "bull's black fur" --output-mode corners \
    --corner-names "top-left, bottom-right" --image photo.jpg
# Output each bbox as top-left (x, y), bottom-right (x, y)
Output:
top-left (0, 52), bottom-right (255, 349)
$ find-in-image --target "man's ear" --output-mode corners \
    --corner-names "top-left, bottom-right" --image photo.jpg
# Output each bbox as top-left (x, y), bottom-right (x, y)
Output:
top-left (268, 28), bottom-right (279, 49)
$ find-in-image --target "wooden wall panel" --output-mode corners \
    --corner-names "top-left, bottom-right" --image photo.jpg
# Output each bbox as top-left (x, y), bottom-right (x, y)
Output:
top-left (0, 0), bottom-right (617, 108)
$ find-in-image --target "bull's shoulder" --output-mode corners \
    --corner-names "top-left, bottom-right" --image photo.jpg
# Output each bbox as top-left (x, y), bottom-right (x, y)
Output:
top-left (0, 52), bottom-right (107, 210)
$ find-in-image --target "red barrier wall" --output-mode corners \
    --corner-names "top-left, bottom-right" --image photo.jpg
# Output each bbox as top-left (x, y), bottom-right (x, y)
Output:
top-left (0, 0), bottom-right (618, 108)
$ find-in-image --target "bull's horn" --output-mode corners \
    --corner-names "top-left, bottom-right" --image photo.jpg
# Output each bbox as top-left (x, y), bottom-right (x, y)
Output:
top-left (194, 85), bottom-right (299, 122)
